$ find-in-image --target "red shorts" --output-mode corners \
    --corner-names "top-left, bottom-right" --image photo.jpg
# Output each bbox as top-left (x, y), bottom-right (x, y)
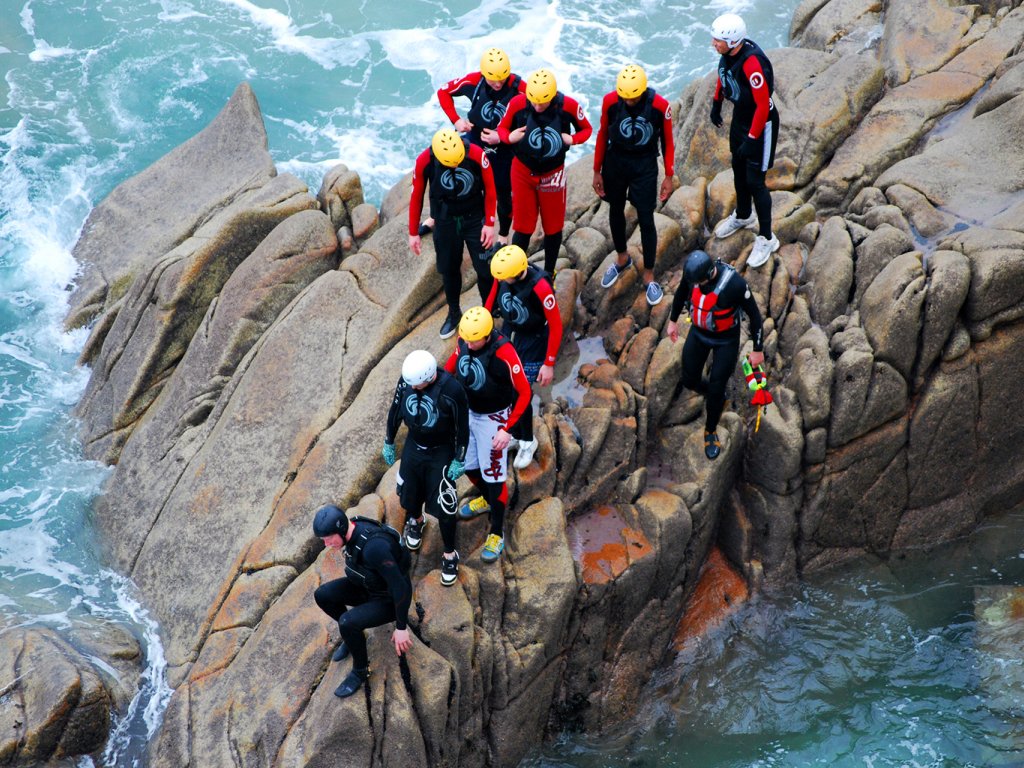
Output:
top-left (510, 158), bottom-right (566, 237)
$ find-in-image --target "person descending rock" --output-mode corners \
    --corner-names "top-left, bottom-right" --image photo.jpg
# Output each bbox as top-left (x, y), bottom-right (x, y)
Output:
top-left (708, 13), bottom-right (781, 268)
top-left (484, 244), bottom-right (562, 469)
top-left (497, 69), bottom-right (593, 275)
top-left (409, 129), bottom-right (497, 338)
top-left (665, 250), bottom-right (764, 459)
top-left (437, 47), bottom-right (527, 248)
top-left (444, 307), bottom-right (531, 567)
top-left (312, 504), bottom-right (414, 698)
top-left (593, 64), bottom-right (675, 306)
top-left (382, 350), bottom-right (469, 587)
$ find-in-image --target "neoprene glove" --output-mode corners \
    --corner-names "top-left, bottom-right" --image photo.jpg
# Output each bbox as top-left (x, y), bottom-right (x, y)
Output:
top-left (737, 137), bottom-right (757, 159)
top-left (382, 442), bottom-right (396, 466)
top-left (710, 101), bottom-right (723, 128)
top-left (446, 459), bottom-right (465, 481)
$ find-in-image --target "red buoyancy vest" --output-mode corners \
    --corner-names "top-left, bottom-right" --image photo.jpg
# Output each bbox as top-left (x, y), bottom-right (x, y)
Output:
top-left (690, 265), bottom-right (738, 333)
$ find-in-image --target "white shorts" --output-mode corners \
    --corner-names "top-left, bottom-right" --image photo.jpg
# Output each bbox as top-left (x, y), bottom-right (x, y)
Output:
top-left (465, 406), bottom-right (511, 483)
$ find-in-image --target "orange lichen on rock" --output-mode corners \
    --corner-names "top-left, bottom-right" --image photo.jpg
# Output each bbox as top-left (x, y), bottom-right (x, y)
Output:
top-left (673, 547), bottom-right (749, 650)
top-left (574, 506), bottom-right (654, 585)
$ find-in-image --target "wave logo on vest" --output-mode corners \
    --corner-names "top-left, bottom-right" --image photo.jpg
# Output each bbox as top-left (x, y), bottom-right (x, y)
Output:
top-left (439, 167), bottom-right (475, 198)
top-left (719, 67), bottom-right (742, 103)
top-left (480, 99), bottom-right (507, 124)
top-left (499, 291), bottom-right (530, 325)
top-left (618, 116), bottom-right (653, 146)
top-left (527, 126), bottom-right (563, 159)
top-left (457, 354), bottom-right (487, 391)
top-left (405, 393), bottom-right (439, 429)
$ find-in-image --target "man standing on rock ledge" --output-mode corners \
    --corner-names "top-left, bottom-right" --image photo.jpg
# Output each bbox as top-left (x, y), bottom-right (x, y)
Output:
top-left (409, 128), bottom-right (497, 338)
top-left (708, 13), bottom-right (781, 269)
top-left (666, 250), bottom-right (764, 459)
top-left (312, 505), bottom-right (414, 698)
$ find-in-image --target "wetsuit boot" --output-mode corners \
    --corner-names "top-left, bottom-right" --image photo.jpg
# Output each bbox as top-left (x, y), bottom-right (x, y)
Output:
top-left (335, 667), bottom-right (368, 698)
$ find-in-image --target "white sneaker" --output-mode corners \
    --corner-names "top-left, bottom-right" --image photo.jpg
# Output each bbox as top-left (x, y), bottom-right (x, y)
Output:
top-left (513, 437), bottom-right (538, 469)
top-left (714, 210), bottom-right (757, 239)
top-left (748, 233), bottom-right (780, 268)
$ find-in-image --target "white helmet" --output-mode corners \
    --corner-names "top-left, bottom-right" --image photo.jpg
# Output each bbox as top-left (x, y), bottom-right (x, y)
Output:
top-left (712, 13), bottom-right (747, 48)
top-left (402, 350), bottom-right (437, 387)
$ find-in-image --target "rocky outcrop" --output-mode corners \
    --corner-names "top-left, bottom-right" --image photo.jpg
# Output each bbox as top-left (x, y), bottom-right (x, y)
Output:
top-left (62, 0), bottom-right (1024, 762)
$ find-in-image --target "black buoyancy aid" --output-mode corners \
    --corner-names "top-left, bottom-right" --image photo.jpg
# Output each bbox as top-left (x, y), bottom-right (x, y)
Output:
top-left (399, 371), bottom-right (455, 441)
top-left (690, 264), bottom-right (739, 333)
top-left (514, 93), bottom-right (568, 172)
top-left (607, 89), bottom-right (661, 156)
top-left (428, 139), bottom-right (484, 218)
top-left (498, 265), bottom-right (548, 334)
top-left (718, 41), bottom-right (774, 115)
top-left (454, 333), bottom-right (511, 404)
top-left (468, 74), bottom-right (522, 132)
top-left (344, 517), bottom-right (411, 596)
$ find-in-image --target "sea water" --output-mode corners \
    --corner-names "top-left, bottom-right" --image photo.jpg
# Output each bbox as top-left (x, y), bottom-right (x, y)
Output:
top-left (5, 1), bottom-right (1019, 766)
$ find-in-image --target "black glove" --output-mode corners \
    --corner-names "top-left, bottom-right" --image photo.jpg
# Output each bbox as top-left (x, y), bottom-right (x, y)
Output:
top-left (710, 101), bottom-right (723, 128)
top-left (737, 137), bottom-right (757, 159)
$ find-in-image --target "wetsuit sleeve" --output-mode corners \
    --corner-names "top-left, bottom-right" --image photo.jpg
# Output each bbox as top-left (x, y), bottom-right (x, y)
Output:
top-left (386, 378), bottom-right (406, 443)
top-left (669, 280), bottom-right (692, 323)
top-left (495, 344), bottom-right (532, 431)
top-left (533, 279), bottom-right (563, 365)
top-left (484, 280), bottom-right (499, 313)
top-left (437, 72), bottom-right (480, 124)
top-left (469, 143), bottom-right (497, 227)
top-left (408, 149), bottom-right (433, 236)
top-left (444, 349), bottom-right (458, 374)
top-left (742, 56), bottom-right (771, 140)
top-left (442, 378), bottom-right (469, 462)
top-left (593, 91), bottom-right (615, 172)
top-left (363, 538), bottom-right (412, 630)
top-left (497, 95), bottom-right (527, 143)
top-left (563, 96), bottom-right (593, 145)
top-left (727, 277), bottom-right (764, 351)
top-left (713, 78), bottom-right (723, 104)
top-left (653, 94), bottom-right (675, 177)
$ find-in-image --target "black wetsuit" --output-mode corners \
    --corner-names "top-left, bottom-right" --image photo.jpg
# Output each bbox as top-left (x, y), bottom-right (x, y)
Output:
top-left (669, 261), bottom-right (764, 431)
top-left (313, 518), bottom-right (413, 673)
top-left (386, 371), bottom-right (468, 551)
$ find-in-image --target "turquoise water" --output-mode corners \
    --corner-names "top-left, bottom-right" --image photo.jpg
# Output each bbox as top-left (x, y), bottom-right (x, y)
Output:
top-left (16, 1), bottom-right (1021, 767)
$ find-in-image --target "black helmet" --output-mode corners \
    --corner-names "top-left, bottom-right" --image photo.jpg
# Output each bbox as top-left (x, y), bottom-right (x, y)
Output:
top-left (312, 504), bottom-right (348, 538)
top-left (684, 250), bottom-right (715, 284)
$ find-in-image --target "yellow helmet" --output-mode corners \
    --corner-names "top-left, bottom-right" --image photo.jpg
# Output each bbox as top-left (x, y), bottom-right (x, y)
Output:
top-left (616, 64), bottom-right (647, 100)
top-left (526, 69), bottom-right (557, 105)
top-left (459, 306), bottom-right (494, 342)
top-left (480, 47), bottom-right (510, 81)
top-left (490, 244), bottom-right (529, 280)
top-left (431, 128), bottom-right (465, 168)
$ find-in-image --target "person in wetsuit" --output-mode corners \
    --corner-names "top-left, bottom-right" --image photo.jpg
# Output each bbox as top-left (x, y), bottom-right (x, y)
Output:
top-left (484, 244), bottom-right (562, 469)
top-left (708, 13), bottom-right (781, 268)
top-left (497, 69), bottom-right (593, 275)
top-left (444, 307), bottom-right (532, 568)
top-left (312, 504), bottom-right (413, 698)
top-left (593, 64), bottom-right (675, 306)
top-left (437, 47), bottom-right (527, 247)
top-left (666, 250), bottom-right (764, 460)
top-left (383, 349), bottom-right (469, 587)
top-left (409, 129), bottom-right (497, 338)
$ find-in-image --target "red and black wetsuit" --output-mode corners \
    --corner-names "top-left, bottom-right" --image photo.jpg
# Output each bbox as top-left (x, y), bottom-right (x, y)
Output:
top-left (437, 72), bottom-right (526, 238)
top-left (484, 264), bottom-right (562, 443)
top-left (409, 139), bottom-right (497, 309)
top-left (713, 40), bottom-right (780, 238)
top-left (444, 333), bottom-right (532, 537)
top-left (497, 92), bottom-right (593, 274)
top-left (668, 260), bottom-right (764, 432)
top-left (593, 88), bottom-right (675, 269)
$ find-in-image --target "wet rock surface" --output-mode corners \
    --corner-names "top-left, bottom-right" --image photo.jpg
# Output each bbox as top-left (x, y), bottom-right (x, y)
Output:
top-left (57, 1), bottom-right (1024, 764)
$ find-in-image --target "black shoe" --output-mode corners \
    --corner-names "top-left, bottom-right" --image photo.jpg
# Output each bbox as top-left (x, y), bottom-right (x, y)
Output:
top-left (704, 430), bottom-right (721, 460)
top-left (403, 516), bottom-right (425, 550)
top-left (440, 551), bottom-right (460, 587)
top-left (439, 312), bottom-right (459, 340)
top-left (418, 222), bottom-right (433, 236)
top-left (334, 668), bottom-right (368, 698)
top-left (332, 638), bottom-right (350, 662)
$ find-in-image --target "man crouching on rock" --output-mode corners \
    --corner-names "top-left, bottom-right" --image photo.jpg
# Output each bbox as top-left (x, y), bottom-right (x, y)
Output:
top-left (312, 504), bottom-right (414, 698)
